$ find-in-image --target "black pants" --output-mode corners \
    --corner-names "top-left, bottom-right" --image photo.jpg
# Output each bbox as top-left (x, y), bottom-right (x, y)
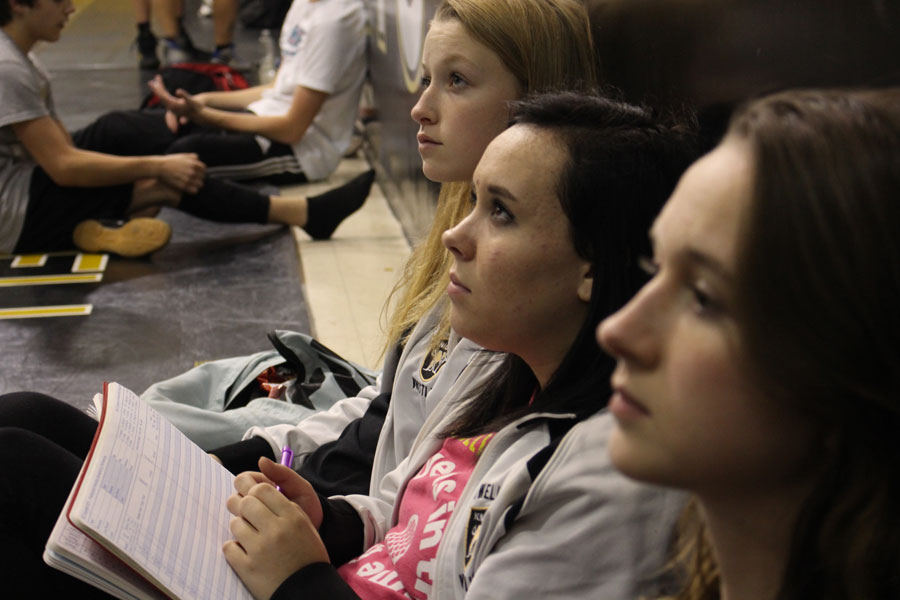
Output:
top-left (78, 109), bottom-right (307, 183)
top-left (0, 392), bottom-right (113, 597)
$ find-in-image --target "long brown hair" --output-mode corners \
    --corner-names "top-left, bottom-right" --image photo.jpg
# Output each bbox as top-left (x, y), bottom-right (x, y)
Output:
top-left (670, 88), bottom-right (900, 600)
top-left (383, 0), bottom-right (599, 353)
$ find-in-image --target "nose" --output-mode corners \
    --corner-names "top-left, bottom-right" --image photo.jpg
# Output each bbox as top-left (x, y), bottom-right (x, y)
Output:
top-left (597, 280), bottom-right (661, 368)
top-left (411, 86), bottom-right (436, 126)
top-left (441, 209), bottom-right (475, 260)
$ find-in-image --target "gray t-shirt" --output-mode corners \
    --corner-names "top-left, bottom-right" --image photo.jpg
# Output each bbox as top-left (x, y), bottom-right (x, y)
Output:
top-left (0, 30), bottom-right (55, 253)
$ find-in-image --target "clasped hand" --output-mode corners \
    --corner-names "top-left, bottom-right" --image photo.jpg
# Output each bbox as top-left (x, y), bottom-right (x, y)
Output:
top-left (147, 75), bottom-right (204, 133)
top-left (224, 457), bottom-right (329, 600)
top-left (159, 153), bottom-right (205, 193)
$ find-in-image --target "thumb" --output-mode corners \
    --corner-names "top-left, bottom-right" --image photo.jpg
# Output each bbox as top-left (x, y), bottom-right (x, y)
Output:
top-left (258, 457), bottom-right (323, 528)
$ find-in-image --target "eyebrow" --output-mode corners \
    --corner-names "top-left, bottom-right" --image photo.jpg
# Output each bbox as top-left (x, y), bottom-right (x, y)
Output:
top-left (422, 53), bottom-right (479, 72)
top-left (682, 248), bottom-right (734, 282)
top-left (649, 229), bottom-right (733, 282)
top-left (485, 184), bottom-right (518, 202)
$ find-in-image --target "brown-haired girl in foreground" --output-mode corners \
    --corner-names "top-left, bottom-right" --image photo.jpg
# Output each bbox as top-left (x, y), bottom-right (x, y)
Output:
top-left (599, 88), bottom-right (900, 600)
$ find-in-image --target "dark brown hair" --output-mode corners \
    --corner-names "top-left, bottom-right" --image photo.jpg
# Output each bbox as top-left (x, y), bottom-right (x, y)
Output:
top-left (672, 88), bottom-right (900, 599)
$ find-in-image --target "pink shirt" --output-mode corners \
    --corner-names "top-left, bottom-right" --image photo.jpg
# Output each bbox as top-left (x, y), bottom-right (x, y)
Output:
top-left (338, 434), bottom-right (494, 599)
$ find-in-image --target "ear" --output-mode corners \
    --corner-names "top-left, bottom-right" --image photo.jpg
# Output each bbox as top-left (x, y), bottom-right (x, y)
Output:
top-left (576, 261), bottom-right (593, 303)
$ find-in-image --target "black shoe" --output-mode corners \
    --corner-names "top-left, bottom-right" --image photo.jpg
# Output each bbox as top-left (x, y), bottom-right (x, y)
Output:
top-left (136, 29), bottom-right (160, 70)
top-left (177, 23), bottom-right (201, 57)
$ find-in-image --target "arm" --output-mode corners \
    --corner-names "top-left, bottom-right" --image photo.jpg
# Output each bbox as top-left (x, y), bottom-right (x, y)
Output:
top-left (238, 381), bottom-right (381, 465)
top-left (193, 83), bottom-right (273, 110)
top-left (149, 76), bottom-right (327, 145)
top-left (13, 115), bottom-right (205, 192)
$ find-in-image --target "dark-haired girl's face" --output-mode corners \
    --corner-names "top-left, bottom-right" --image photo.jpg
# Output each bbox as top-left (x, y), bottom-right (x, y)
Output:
top-left (442, 125), bottom-right (592, 387)
top-left (597, 138), bottom-right (818, 499)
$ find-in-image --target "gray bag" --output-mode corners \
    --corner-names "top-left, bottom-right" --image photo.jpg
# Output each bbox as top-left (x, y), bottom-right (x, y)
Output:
top-left (141, 330), bottom-right (378, 450)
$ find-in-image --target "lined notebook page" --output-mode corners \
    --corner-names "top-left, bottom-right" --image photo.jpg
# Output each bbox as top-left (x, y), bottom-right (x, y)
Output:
top-left (69, 383), bottom-right (253, 600)
top-left (44, 509), bottom-right (168, 600)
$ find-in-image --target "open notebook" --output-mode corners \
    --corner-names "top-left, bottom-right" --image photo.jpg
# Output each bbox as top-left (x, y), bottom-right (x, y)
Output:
top-left (43, 382), bottom-right (253, 600)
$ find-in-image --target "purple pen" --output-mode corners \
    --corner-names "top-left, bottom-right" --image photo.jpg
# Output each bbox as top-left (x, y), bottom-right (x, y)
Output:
top-left (276, 446), bottom-right (293, 493)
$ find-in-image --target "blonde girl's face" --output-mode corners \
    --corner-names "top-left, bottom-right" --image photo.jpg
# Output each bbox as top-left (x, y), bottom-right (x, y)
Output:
top-left (410, 18), bottom-right (523, 183)
top-left (597, 138), bottom-right (819, 499)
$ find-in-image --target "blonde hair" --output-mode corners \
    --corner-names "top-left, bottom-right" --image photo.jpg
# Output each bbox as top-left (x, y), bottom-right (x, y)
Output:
top-left (384, 0), bottom-right (599, 351)
top-left (663, 500), bottom-right (720, 600)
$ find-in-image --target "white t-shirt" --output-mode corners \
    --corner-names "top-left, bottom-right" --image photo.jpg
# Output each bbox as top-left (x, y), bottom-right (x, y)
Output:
top-left (0, 30), bottom-right (55, 253)
top-left (247, 0), bottom-right (367, 180)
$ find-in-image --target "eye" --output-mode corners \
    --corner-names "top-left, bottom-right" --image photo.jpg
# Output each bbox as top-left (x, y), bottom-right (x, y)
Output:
top-left (469, 188), bottom-right (477, 206)
top-left (489, 199), bottom-right (514, 224)
top-left (689, 282), bottom-right (723, 318)
top-left (419, 75), bottom-right (431, 90)
top-left (449, 72), bottom-right (468, 88)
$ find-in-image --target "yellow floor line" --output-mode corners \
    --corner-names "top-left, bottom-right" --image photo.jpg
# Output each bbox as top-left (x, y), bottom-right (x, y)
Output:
top-left (11, 254), bottom-right (48, 268)
top-left (0, 273), bottom-right (102, 286)
top-left (0, 304), bottom-right (93, 319)
top-left (72, 253), bottom-right (108, 273)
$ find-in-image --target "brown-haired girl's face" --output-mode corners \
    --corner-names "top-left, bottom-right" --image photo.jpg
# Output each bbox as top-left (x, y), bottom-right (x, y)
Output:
top-left (596, 138), bottom-right (819, 498)
top-left (410, 18), bottom-right (521, 183)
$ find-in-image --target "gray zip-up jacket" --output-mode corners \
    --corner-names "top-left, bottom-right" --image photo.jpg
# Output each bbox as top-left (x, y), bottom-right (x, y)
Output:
top-left (273, 349), bottom-right (685, 600)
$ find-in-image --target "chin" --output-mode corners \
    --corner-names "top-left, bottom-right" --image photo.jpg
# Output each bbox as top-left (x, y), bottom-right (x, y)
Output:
top-left (607, 428), bottom-right (651, 482)
top-left (421, 162), bottom-right (449, 183)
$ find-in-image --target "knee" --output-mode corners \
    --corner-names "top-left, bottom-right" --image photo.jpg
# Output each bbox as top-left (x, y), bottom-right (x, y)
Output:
top-left (0, 392), bottom-right (82, 429)
top-left (92, 110), bottom-right (136, 134)
top-left (0, 427), bottom-right (55, 469)
top-left (0, 391), bottom-right (61, 421)
top-left (166, 134), bottom-right (202, 155)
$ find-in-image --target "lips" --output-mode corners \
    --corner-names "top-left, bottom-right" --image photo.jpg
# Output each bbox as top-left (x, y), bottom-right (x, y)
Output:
top-left (447, 272), bottom-right (470, 296)
top-left (608, 381), bottom-right (651, 422)
top-left (417, 132), bottom-right (440, 146)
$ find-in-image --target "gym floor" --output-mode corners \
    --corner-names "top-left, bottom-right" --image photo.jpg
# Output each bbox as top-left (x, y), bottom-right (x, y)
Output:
top-left (0, 0), bottom-right (408, 408)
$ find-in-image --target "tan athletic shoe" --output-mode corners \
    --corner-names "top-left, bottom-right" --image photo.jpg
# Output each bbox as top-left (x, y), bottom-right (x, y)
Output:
top-left (72, 217), bottom-right (172, 257)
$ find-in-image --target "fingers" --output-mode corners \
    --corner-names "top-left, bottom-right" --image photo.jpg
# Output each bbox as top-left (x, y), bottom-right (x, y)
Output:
top-left (226, 492), bottom-right (243, 516)
top-left (222, 539), bottom-right (246, 564)
top-left (223, 481), bottom-right (329, 600)
top-left (234, 470), bottom-right (274, 497)
top-left (148, 76), bottom-right (173, 101)
top-left (164, 110), bottom-right (179, 134)
top-left (258, 456), bottom-right (296, 483)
